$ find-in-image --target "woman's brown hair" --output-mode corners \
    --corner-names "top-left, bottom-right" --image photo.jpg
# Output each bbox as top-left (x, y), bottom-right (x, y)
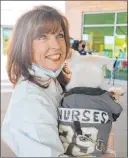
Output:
top-left (7, 5), bottom-right (70, 88)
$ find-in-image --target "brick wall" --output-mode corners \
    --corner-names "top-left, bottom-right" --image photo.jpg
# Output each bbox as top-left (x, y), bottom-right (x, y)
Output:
top-left (65, 1), bottom-right (127, 40)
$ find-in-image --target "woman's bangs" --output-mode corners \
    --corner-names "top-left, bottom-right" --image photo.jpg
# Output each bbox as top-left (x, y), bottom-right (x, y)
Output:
top-left (34, 16), bottom-right (63, 39)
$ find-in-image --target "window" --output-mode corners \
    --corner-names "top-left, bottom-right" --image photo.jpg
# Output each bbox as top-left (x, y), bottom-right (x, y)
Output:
top-left (117, 12), bottom-right (127, 24)
top-left (1, 27), bottom-right (12, 55)
top-left (82, 11), bottom-right (127, 59)
top-left (82, 11), bottom-right (127, 80)
top-left (84, 13), bottom-right (115, 25)
top-left (115, 26), bottom-right (127, 59)
top-left (83, 27), bottom-right (114, 57)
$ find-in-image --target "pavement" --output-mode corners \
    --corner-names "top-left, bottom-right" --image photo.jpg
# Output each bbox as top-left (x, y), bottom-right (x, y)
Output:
top-left (1, 78), bottom-right (127, 157)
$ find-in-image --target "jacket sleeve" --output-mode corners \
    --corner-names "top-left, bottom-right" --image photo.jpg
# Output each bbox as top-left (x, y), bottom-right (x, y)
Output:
top-left (100, 92), bottom-right (123, 122)
top-left (2, 94), bottom-right (66, 157)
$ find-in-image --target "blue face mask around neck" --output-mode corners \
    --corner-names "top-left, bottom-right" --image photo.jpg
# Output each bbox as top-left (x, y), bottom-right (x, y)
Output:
top-left (31, 63), bottom-right (65, 78)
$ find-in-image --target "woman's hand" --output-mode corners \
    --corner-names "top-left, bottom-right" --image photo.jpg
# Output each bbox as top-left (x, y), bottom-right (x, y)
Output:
top-left (101, 153), bottom-right (115, 158)
top-left (101, 128), bottom-right (116, 157)
top-left (62, 62), bottom-right (72, 83)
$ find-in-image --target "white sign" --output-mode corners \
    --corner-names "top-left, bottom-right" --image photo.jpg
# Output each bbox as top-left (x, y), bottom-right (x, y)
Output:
top-left (82, 34), bottom-right (88, 41)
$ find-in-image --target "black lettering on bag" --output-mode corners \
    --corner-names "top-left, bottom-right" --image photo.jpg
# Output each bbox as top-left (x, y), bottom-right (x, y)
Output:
top-left (72, 110), bottom-right (80, 121)
top-left (94, 111), bottom-right (99, 122)
top-left (64, 110), bottom-right (70, 120)
top-left (59, 109), bottom-right (62, 120)
top-left (82, 110), bottom-right (90, 122)
top-left (101, 112), bottom-right (107, 124)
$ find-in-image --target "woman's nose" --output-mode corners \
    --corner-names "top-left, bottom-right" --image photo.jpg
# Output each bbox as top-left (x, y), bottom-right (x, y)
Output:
top-left (49, 36), bottom-right (60, 50)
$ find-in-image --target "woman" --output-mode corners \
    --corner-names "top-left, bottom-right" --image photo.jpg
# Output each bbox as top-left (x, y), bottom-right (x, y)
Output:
top-left (2, 5), bottom-right (115, 157)
top-left (2, 5), bottom-right (71, 157)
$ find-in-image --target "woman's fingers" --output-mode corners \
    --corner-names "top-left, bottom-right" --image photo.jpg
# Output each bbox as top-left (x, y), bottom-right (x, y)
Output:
top-left (62, 69), bottom-right (72, 82)
top-left (63, 63), bottom-right (71, 74)
top-left (101, 153), bottom-right (115, 158)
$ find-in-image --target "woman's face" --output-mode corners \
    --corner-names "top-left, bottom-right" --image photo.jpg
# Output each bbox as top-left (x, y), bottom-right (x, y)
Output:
top-left (32, 28), bottom-right (66, 72)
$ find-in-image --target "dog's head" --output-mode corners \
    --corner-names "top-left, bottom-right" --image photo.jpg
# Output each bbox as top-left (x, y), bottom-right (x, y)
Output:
top-left (108, 87), bottom-right (125, 103)
top-left (67, 54), bottom-right (113, 90)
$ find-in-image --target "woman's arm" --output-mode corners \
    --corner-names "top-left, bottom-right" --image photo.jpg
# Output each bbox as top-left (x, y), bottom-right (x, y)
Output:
top-left (101, 127), bottom-right (116, 157)
top-left (2, 94), bottom-right (66, 157)
top-left (107, 127), bottom-right (115, 150)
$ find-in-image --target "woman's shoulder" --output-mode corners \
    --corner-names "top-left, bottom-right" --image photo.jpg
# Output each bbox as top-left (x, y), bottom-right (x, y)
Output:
top-left (7, 79), bottom-right (57, 123)
top-left (11, 79), bottom-right (50, 105)
top-left (18, 78), bottom-right (50, 92)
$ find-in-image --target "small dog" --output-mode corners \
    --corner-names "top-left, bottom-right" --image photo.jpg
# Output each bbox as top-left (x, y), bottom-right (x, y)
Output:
top-left (108, 87), bottom-right (124, 104)
top-left (58, 54), bottom-right (123, 157)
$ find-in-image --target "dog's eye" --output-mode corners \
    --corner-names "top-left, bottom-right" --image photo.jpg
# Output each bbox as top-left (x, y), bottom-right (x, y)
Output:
top-left (112, 96), bottom-right (116, 100)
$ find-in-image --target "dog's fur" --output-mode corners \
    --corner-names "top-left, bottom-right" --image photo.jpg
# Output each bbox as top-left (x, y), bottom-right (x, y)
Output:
top-left (67, 53), bottom-right (124, 102)
top-left (67, 54), bottom-right (113, 90)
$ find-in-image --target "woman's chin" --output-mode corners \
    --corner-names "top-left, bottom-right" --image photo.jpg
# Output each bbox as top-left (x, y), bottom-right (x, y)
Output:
top-left (47, 65), bottom-right (60, 72)
top-left (50, 63), bottom-right (63, 72)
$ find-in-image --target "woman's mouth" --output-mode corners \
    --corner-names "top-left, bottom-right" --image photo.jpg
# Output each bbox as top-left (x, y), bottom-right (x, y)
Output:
top-left (46, 54), bottom-right (62, 62)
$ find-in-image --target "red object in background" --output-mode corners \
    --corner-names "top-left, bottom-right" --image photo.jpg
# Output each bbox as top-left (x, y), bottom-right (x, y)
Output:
top-left (122, 61), bottom-right (128, 68)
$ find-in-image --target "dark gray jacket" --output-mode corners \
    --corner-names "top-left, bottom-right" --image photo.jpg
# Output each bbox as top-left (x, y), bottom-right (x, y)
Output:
top-left (58, 87), bottom-right (123, 157)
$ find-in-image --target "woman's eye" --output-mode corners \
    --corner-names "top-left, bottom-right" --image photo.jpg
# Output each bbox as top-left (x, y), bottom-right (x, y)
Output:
top-left (57, 33), bottom-right (64, 38)
top-left (38, 35), bottom-right (48, 40)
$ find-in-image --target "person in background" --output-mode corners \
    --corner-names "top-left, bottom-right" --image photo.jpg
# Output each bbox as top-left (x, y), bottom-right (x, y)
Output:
top-left (70, 37), bottom-right (74, 48)
top-left (113, 57), bottom-right (119, 70)
top-left (72, 40), bottom-right (80, 52)
top-left (78, 40), bottom-right (87, 55)
top-left (67, 37), bottom-right (80, 58)
top-left (2, 5), bottom-right (71, 157)
top-left (77, 40), bottom-right (93, 55)
top-left (108, 57), bottom-right (120, 85)
top-left (119, 49), bottom-right (124, 59)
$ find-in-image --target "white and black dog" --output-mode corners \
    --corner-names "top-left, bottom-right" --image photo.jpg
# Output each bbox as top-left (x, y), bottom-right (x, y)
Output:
top-left (58, 54), bottom-right (123, 157)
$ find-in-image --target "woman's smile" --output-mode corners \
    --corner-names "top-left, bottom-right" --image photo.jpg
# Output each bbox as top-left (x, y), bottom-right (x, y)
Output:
top-left (46, 53), bottom-right (62, 62)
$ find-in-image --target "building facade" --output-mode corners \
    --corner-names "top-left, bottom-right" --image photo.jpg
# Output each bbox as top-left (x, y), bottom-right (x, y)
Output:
top-left (66, 1), bottom-right (127, 57)
top-left (65, 1), bottom-right (127, 80)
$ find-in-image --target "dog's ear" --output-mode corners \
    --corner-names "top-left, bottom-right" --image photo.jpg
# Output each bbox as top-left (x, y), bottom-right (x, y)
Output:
top-left (108, 87), bottom-right (125, 96)
top-left (109, 91), bottom-right (115, 96)
top-left (108, 91), bottom-right (116, 102)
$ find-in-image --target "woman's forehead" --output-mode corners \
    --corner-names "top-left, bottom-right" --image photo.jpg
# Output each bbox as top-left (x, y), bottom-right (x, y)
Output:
top-left (45, 28), bottom-right (63, 34)
top-left (34, 20), bottom-right (64, 37)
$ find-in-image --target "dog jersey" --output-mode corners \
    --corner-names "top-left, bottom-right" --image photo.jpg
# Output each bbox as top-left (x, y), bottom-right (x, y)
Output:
top-left (58, 87), bottom-right (123, 157)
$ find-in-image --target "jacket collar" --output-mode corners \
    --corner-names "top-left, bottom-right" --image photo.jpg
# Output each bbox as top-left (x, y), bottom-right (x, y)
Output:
top-left (64, 87), bottom-right (107, 97)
